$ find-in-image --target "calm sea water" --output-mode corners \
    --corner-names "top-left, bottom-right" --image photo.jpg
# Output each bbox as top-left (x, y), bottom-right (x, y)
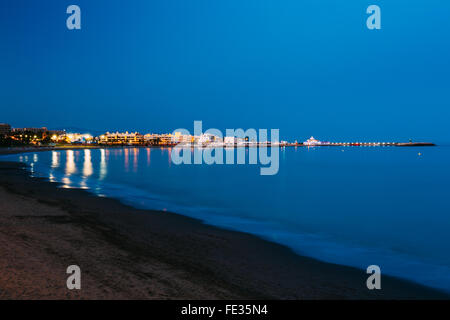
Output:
top-left (3, 146), bottom-right (450, 291)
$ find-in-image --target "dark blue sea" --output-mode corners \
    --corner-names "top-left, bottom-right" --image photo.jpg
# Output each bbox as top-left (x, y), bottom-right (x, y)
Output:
top-left (3, 145), bottom-right (450, 291)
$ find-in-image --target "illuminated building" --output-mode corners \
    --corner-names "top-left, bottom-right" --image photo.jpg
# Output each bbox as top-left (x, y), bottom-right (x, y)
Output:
top-left (12, 127), bottom-right (48, 135)
top-left (303, 136), bottom-right (330, 146)
top-left (144, 133), bottom-right (176, 145)
top-left (99, 132), bottom-right (144, 145)
top-left (0, 123), bottom-right (11, 136)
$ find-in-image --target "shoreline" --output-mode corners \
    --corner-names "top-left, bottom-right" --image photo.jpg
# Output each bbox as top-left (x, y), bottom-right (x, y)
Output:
top-left (0, 155), bottom-right (448, 299)
top-left (0, 145), bottom-right (172, 156)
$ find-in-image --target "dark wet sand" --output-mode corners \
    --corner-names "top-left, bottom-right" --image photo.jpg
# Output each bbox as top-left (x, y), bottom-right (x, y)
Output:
top-left (0, 159), bottom-right (448, 300)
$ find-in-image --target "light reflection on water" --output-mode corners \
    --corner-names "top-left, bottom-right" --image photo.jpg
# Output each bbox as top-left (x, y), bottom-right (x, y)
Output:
top-left (146, 148), bottom-right (151, 166)
top-left (51, 151), bottom-right (59, 169)
top-left (80, 150), bottom-right (93, 189)
top-left (124, 148), bottom-right (129, 172)
top-left (100, 149), bottom-right (107, 181)
top-left (50, 148), bottom-right (153, 189)
top-left (66, 150), bottom-right (76, 175)
top-left (61, 150), bottom-right (75, 188)
top-left (133, 148), bottom-right (138, 172)
top-left (83, 150), bottom-right (93, 177)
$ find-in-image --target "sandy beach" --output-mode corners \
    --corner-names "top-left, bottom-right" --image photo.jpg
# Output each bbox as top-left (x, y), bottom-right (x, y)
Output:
top-left (0, 154), bottom-right (448, 299)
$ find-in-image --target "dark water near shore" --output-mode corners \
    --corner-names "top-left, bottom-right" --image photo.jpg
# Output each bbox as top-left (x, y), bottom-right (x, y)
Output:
top-left (2, 146), bottom-right (450, 291)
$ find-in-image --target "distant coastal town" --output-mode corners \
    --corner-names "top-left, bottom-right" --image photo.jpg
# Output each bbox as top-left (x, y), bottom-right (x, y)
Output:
top-left (0, 123), bottom-right (435, 148)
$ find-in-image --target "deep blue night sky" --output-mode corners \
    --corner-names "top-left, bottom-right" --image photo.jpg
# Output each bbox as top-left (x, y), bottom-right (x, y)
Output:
top-left (1, 1), bottom-right (449, 142)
